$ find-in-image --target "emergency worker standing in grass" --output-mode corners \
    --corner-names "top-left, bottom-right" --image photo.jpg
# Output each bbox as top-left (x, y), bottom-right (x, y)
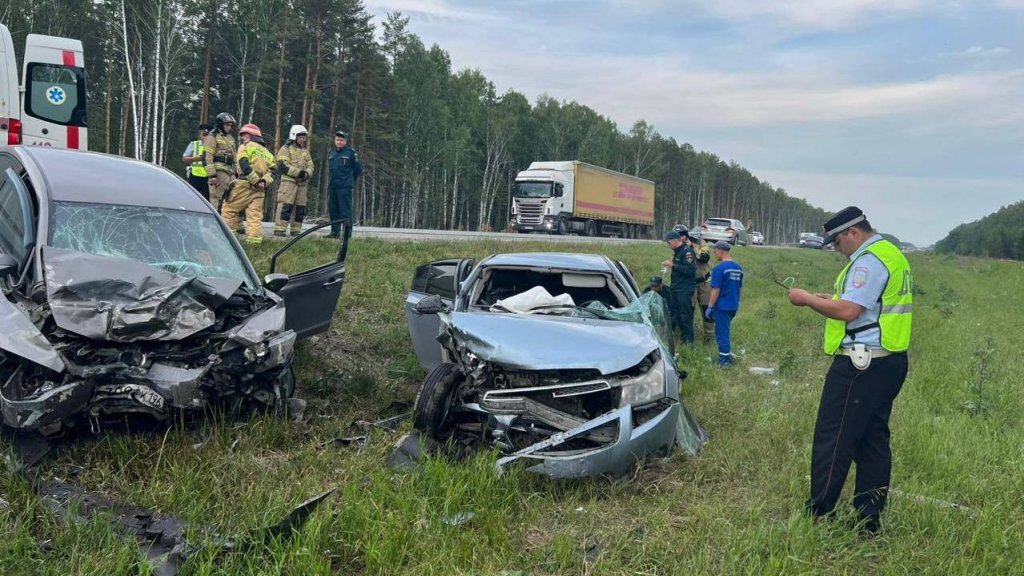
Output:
top-left (204, 112), bottom-right (237, 210)
top-left (222, 123), bottom-right (275, 245)
top-left (689, 228), bottom-right (715, 341)
top-left (274, 124), bottom-right (314, 236)
top-left (706, 241), bottom-right (743, 366)
top-left (326, 129), bottom-right (362, 239)
top-left (787, 206), bottom-right (913, 535)
top-left (182, 123), bottom-right (211, 201)
top-left (662, 229), bottom-right (696, 343)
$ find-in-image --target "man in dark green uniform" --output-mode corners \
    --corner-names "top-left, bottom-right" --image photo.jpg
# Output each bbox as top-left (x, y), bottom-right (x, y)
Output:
top-left (662, 229), bottom-right (697, 343)
top-left (326, 129), bottom-right (363, 239)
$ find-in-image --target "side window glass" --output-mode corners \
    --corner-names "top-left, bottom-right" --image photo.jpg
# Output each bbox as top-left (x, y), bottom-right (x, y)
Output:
top-left (25, 63), bottom-right (88, 126)
top-left (412, 260), bottom-right (459, 299)
top-left (0, 168), bottom-right (34, 263)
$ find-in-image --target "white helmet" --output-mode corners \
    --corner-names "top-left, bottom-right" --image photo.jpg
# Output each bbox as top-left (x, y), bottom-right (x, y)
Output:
top-left (288, 124), bottom-right (308, 141)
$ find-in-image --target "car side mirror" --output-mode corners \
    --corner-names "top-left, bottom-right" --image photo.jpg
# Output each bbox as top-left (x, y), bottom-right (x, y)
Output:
top-left (263, 272), bottom-right (290, 292)
top-left (415, 294), bottom-right (447, 315)
top-left (0, 254), bottom-right (19, 278)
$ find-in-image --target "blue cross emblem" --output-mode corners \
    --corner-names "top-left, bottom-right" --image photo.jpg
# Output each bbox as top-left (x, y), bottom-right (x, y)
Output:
top-left (47, 86), bottom-right (66, 105)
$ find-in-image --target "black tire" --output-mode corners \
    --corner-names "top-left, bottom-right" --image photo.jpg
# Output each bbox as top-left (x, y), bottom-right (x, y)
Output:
top-left (413, 362), bottom-right (462, 438)
top-left (556, 216), bottom-right (569, 235)
top-left (584, 220), bottom-right (597, 237)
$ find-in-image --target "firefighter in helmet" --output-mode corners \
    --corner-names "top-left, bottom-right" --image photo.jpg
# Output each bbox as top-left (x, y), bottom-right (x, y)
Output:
top-left (274, 125), bottom-right (314, 236)
top-left (221, 123), bottom-right (275, 244)
top-left (203, 112), bottom-right (237, 210)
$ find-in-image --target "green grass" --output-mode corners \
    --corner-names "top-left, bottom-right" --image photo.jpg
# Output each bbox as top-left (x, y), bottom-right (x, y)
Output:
top-left (3, 239), bottom-right (1023, 575)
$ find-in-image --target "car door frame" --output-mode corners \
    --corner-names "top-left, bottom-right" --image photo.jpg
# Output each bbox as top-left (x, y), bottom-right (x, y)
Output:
top-left (267, 219), bottom-right (349, 340)
top-left (0, 164), bottom-right (36, 285)
top-left (405, 257), bottom-right (475, 371)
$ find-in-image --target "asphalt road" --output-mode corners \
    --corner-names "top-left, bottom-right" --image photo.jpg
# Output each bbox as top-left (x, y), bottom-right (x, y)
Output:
top-left (260, 222), bottom-right (659, 245)
top-left (258, 222), bottom-right (797, 248)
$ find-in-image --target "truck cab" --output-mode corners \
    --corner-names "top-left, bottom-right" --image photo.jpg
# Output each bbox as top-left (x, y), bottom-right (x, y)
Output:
top-left (0, 24), bottom-right (87, 149)
top-left (510, 162), bottom-right (574, 235)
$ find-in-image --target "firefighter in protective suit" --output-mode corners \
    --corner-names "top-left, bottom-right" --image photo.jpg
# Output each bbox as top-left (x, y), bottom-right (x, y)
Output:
top-left (274, 125), bottom-right (314, 236)
top-left (203, 112), bottom-right (237, 210)
top-left (690, 228), bottom-right (715, 340)
top-left (222, 123), bottom-right (275, 244)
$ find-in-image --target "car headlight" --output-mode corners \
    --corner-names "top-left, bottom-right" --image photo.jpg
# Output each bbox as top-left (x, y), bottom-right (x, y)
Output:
top-left (619, 355), bottom-right (666, 405)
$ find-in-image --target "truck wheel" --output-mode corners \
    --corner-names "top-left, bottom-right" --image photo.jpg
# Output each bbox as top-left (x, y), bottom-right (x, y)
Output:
top-left (584, 220), bottom-right (597, 237)
top-left (556, 217), bottom-right (569, 235)
top-left (413, 363), bottom-right (462, 439)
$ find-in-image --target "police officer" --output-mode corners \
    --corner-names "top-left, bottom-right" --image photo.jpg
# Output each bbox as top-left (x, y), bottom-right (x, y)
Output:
top-left (221, 123), bottom-right (275, 245)
top-left (204, 112), bottom-right (237, 210)
top-left (182, 123), bottom-right (211, 200)
top-left (662, 229), bottom-right (697, 343)
top-left (326, 129), bottom-right (363, 239)
top-left (787, 206), bottom-right (913, 534)
top-left (274, 124), bottom-right (315, 236)
top-left (689, 228), bottom-right (714, 341)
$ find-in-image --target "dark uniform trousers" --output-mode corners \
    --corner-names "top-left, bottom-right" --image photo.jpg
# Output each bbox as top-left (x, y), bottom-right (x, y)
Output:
top-left (670, 285), bottom-right (695, 342)
top-left (808, 353), bottom-right (909, 523)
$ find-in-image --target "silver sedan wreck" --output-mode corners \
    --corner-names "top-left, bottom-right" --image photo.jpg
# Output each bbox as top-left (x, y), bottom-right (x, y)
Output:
top-left (0, 147), bottom-right (347, 436)
top-left (405, 253), bottom-right (705, 478)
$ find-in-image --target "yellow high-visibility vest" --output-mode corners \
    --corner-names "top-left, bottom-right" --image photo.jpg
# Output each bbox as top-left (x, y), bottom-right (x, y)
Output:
top-left (824, 239), bottom-right (913, 353)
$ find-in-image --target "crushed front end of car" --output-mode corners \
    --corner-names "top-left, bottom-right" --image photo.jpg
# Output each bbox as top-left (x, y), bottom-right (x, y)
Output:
top-left (413, 293), bottom-right (706, 479)
top-left (0, 248), bottom-right (297, 436)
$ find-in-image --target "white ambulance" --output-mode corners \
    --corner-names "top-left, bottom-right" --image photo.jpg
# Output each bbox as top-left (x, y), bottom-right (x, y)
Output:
top-left (0, 23), bottom-right (87, 149)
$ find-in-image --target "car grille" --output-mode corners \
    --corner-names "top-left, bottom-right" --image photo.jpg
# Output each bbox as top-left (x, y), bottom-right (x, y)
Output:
top-left (514, 199), bottom-right (545, 225)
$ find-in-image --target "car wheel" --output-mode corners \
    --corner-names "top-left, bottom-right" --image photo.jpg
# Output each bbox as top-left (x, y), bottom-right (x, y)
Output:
top-left (584, 220), bottom-right (597, 237)
top-left (556, 216), bottom-right (569, 235)
top-left (413, 362), bottom-right (462, 438)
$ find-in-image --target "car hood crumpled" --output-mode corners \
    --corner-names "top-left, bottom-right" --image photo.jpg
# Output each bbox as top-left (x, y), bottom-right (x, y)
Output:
top-left (446, 312), bottom-right (658, 375)
top-left (42, 247), bottom-right (244, 342)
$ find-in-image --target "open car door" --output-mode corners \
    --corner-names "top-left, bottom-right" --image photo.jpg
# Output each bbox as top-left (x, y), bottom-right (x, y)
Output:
top-left (20, 34), bottom-right (87, 149)
top-left (268, 220), bottom-right (349, 340)
top-left (405, 258), bottom-right (474, 371)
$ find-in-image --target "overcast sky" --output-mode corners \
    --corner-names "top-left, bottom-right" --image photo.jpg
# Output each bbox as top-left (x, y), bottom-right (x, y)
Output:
top-left (364, 0), bottom-right (1023, 245)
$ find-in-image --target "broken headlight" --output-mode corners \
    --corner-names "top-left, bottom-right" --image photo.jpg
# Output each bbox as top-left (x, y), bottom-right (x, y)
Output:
top-left (244, 342), bottom-right (269, 363)
top-left (618, 353), bottom-right (666, 406)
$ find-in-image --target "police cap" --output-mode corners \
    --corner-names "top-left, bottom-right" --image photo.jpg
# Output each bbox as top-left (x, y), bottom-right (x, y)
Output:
top-left (664, 230), bottom-right (682, 242)
top-left (335, 129), bottom-right (350, 139)
top-left (649, 276), bottom-right (663, 286)
top-left (822, 206), bottom-right (867, 244)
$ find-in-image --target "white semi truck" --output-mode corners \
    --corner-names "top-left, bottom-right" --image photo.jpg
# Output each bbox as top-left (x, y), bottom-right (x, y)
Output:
top-left (0, 23), bottom-right (87, 149)
top-left (510, 161), bottom-right (655, 238)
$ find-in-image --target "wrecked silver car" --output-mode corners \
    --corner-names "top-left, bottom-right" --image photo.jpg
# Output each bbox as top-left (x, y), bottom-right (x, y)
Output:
top-left (405, 253), bottom-right (705, 478)
top-left (0, 147), bottom-right (346, 436)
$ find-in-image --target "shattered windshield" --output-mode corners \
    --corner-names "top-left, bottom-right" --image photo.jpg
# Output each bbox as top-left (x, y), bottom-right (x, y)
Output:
top-left (50, 202), bottom-right (253, 286)
top-left (572, 291), bottom-right (673, 351)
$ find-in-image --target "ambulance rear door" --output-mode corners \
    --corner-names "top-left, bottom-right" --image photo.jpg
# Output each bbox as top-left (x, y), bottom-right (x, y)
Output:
top-left (20, 34), bottom-right (87, 150)
top-left (0, 25), bottom-right (21, 145)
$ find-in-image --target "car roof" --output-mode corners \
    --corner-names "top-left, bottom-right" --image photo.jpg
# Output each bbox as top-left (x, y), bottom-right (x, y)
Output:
top-left (12, 147), bottom-right (211, 212)
top-left (482, 252), bottom-right (616, 272)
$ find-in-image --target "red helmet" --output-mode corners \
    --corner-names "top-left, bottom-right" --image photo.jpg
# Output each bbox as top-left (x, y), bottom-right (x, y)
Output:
top-left (239, 123), bottom-right (262, 138)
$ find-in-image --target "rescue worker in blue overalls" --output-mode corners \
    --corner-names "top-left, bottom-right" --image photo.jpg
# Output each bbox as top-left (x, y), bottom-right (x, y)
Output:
top-left (787, 206), bottom-right (913, 535)
top-left (662, 229), bottom-right (697, 343)
top-left (326, 130), bottom-right (363, 239)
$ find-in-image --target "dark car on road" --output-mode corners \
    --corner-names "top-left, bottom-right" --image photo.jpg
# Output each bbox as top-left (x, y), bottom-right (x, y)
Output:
top-left (799, 232), bottom-right (825, 249)
top-left (0, 147), bottom-right (347, 436)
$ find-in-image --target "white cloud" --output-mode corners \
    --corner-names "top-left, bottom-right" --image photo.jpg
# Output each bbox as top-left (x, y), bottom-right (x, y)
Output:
top-left (363, 0), bottom-right (497, 22)
top-left (963, 45), bottom-right (1009, 57)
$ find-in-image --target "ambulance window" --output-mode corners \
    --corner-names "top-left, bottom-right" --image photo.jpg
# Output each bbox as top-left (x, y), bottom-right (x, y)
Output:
top-left (24, 63), bottom-right (87, 127)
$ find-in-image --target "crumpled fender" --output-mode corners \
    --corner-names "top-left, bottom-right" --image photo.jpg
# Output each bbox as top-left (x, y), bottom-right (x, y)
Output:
top-left (0, 295), bottom-right (65, 372)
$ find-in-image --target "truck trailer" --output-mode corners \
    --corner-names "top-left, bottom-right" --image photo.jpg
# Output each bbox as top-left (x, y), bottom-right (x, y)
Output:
top-left (510, 161), bottom-right (655, 238)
